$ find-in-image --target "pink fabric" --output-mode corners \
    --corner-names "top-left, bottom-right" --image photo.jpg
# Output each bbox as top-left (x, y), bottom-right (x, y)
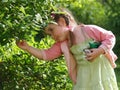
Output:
top-left (84, 25), bottom-right (115, 49)
top-left (41, 40), bottom-right (77, 84)
top-left (61, 41), bottom-right (77, 84)
top-left (83, 25), bottom-right (117, 68)
top-left (41, 42), bottom-right (62, 60)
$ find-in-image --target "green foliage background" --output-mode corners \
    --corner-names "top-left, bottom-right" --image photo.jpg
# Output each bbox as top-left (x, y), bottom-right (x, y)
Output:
top-left (0, 0), bottom-right (120, 90)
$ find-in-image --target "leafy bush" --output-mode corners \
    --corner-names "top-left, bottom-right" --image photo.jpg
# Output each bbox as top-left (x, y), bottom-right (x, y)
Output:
top-left (68, 0), bottom-right (108, 26)
top-left (0, 0), bottom-right (73, 89)
top-left (0, 37), bottom-right (72, 90)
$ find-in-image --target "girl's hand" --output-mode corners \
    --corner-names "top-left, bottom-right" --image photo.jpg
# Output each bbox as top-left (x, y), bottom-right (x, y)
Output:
top-left (16, 40), bottom-right (29, 50)
top-left (85, 48), bottom-right (104, 62)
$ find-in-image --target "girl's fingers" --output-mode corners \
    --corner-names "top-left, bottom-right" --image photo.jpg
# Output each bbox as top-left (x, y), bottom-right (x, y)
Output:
top-left (16, 40), bottom-right (25, 46)
top-left (86, 56), bottom-right (93, 60)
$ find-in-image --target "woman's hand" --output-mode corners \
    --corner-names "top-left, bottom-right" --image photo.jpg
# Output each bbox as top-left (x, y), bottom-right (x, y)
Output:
top-left (16, 40), bottom-right (29, 50)
top-left (85, 47), bottom-right (104, 62)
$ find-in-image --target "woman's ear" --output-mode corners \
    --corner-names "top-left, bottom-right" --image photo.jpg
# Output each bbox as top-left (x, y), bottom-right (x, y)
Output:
top-left (58, 17), bottom-right (67, 26)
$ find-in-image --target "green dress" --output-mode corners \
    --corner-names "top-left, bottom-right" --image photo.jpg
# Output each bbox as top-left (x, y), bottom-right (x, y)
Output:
top-left (70, 39), bottom-right (118, 90)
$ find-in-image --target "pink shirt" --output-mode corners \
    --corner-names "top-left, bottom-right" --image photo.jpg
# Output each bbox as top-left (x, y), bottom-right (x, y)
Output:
top-left (84, 25), bottom-right (117, 68)
top-left (41, 41), bottom-right (62, 60)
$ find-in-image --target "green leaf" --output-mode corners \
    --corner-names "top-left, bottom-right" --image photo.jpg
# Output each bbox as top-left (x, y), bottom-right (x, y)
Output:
top-left (2, 0), bottom-right (8, 2)
top-left (19, 6), bottom-right (26, 15)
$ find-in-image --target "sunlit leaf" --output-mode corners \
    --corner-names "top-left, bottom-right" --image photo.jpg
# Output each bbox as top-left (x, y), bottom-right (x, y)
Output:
top-left (2, 0), bottom-right (8, 2)
top-left (19, 6), bottom-right (26, 15)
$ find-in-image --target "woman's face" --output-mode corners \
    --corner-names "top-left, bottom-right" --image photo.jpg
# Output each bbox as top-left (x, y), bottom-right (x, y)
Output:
top-left (45, 24), bottom-right (68, 42)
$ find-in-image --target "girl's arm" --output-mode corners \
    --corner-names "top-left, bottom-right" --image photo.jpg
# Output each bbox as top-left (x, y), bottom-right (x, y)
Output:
top-left (16, 40), bottom-right (62, 60)
top-left (84, 25), bottom-right (116, 52)
top-left (16, 40), bottom-right (43, 59)
top-left (83, 25), bottom-right (117, 62)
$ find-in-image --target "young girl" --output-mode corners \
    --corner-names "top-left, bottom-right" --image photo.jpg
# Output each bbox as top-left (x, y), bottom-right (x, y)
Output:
top-left (16, 10), bottom-right (118, 90)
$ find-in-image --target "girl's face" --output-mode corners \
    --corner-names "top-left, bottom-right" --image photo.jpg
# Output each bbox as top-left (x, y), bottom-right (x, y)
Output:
top-left (45, 24), bottom-right (68, 42)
